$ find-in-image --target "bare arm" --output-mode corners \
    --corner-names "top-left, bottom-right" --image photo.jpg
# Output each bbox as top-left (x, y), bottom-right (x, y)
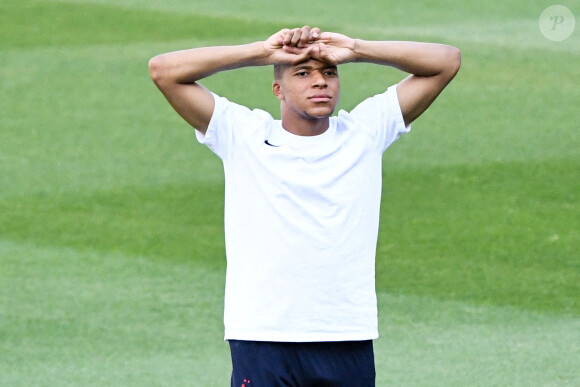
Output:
top-left (310, 35), bottom-right (461, 126)
top-left (354, 40), bottom-right (461, 126)
top-left (149, 43), bottom-right (264, 133)
top-left (148, 27), bottom-right (322, 134)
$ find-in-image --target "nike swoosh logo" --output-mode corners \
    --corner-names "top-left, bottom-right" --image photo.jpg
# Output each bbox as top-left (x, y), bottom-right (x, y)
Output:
top-left (264, 140), bottom-right (281, 147)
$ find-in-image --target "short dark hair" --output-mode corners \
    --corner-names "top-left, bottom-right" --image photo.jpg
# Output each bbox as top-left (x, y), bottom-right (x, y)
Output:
top-left (273, 63), bottom-right (291, 80)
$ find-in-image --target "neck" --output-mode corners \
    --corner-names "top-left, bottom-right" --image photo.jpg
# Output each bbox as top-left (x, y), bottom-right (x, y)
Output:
top-left (280, 114), bottom-right (330, 137)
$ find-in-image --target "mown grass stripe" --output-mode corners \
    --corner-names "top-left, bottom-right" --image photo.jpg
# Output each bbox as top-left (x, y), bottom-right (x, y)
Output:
top-left (0, 1), bottom-right (283, 49)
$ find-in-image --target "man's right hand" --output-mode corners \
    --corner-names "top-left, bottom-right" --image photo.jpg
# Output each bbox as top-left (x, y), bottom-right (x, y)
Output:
top-left (263, 27), bottom-right (358, 66)
top-left (263, 26), bottom-right (323, 65)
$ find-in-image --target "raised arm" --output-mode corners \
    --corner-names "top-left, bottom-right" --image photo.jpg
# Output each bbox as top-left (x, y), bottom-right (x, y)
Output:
top-left (148, 27), bottom-right (322, 134)
top-left (354, 40), bottom-right (461, 126)
top-left (309, 34), bottom-right (461, 126)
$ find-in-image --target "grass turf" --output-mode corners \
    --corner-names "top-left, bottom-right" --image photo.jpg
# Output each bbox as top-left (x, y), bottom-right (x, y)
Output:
top-left (1, 0), bottom-right (578, 385)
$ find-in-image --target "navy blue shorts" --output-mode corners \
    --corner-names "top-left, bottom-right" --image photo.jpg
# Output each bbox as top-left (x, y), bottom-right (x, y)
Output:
top-left (229, 340), bottom-right (375, 386)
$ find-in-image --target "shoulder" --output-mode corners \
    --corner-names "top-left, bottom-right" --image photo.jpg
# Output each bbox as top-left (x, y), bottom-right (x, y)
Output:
top-left (209, 92), bottom-right (276, 139)
top-left (335, 86), bottom-right (410, 153)
top-left (348, 86), bottom-right (399, 116)
top-left (212, 92), bottom-right (273, 121)
top-left (203, 93), bottom-right (278, 153)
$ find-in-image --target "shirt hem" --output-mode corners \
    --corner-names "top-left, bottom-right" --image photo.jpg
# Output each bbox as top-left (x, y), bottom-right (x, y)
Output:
top-left (224, 330), bottom-right (379, 342)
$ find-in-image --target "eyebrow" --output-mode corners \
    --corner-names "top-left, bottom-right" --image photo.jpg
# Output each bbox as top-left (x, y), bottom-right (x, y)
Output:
top-left (293, 64), bottom-right (338, 71)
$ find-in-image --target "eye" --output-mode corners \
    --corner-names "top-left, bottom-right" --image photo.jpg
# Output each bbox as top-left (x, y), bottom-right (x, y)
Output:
top-left (295, 71), bottom-right (308, 77)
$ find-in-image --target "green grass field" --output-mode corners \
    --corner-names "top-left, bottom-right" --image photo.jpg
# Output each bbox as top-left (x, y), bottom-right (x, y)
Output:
top-left (1, 0), bottom-right (579, 385)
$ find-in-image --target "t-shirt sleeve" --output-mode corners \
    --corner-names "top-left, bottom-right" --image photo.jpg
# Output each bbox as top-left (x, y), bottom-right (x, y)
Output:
top-left (194, 93), bottom-right (235, 160)
top-left (195, 93), bottom-right (272, 161)
top-left (348, 85), bottom-right (411, 153)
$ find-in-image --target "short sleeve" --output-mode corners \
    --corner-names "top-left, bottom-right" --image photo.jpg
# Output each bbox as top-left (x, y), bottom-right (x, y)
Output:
top-left (348, 85), bottom-right (411, 153)
top-left (195, 93), bottom-right (274, 162)
top-left (195, 93), bottom-right (235, 160)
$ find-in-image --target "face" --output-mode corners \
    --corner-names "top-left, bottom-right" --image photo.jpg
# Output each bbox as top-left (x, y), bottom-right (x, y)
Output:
top-left (273, 59), bottom-right (340, 122)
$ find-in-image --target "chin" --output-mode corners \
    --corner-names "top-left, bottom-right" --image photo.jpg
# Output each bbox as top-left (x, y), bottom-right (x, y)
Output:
top-left (305, 109), bottom-right (335, 120)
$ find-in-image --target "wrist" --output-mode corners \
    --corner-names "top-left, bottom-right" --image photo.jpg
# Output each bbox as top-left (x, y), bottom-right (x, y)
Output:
top-left (241, 41), bottom-right (273, 66)
top-left (351, 38), bottom-right (374, 63)
top-left (352, 38), bottom-right (361, 60)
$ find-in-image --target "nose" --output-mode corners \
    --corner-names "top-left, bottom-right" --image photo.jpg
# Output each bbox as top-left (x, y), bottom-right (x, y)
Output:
top-left (312, 70), bottom-right (327, 87)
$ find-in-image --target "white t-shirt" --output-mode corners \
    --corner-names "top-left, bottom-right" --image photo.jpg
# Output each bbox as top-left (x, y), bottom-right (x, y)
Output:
top-left (196, 85), bottom-right (410, 342)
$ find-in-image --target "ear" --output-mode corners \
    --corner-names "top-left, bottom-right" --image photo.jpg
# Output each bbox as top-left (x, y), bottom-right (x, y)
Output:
top-left (272, 80), bottom-right (284, 101)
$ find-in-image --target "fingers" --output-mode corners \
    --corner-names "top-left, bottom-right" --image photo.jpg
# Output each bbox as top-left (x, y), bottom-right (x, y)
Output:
top-left (281, 26), bottom-right (321, 48)
top-left (283, 45), bottom-right (313, 64)
top-left (308, 42), bottom-right (337, 65)
top-left (270, 26), bottom-right (335, 65)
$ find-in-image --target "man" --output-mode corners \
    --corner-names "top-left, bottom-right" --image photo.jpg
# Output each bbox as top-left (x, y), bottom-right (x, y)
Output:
top-left (149, 26), bottom-right (460, 386)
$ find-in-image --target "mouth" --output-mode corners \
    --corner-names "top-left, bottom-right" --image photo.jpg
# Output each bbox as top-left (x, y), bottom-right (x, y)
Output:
top-left (308, 94), bottom-right (332, 102)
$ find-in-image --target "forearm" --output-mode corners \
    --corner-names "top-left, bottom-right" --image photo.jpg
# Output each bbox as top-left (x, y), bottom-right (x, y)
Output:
top-left (149, 41), bottom-right (269, 85)
top-left (351, 40), bottom-right (461, 77)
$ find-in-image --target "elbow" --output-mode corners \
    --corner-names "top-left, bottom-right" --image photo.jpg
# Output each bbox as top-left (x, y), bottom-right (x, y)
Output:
top-left (148, 53), bottom-right (196, 88)
top-left (446, 45), bottom-right (461, 78)
top-left (148, 55), bottom-right (166, 86)
top-left (148, 54), bottom-right (178, 88)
